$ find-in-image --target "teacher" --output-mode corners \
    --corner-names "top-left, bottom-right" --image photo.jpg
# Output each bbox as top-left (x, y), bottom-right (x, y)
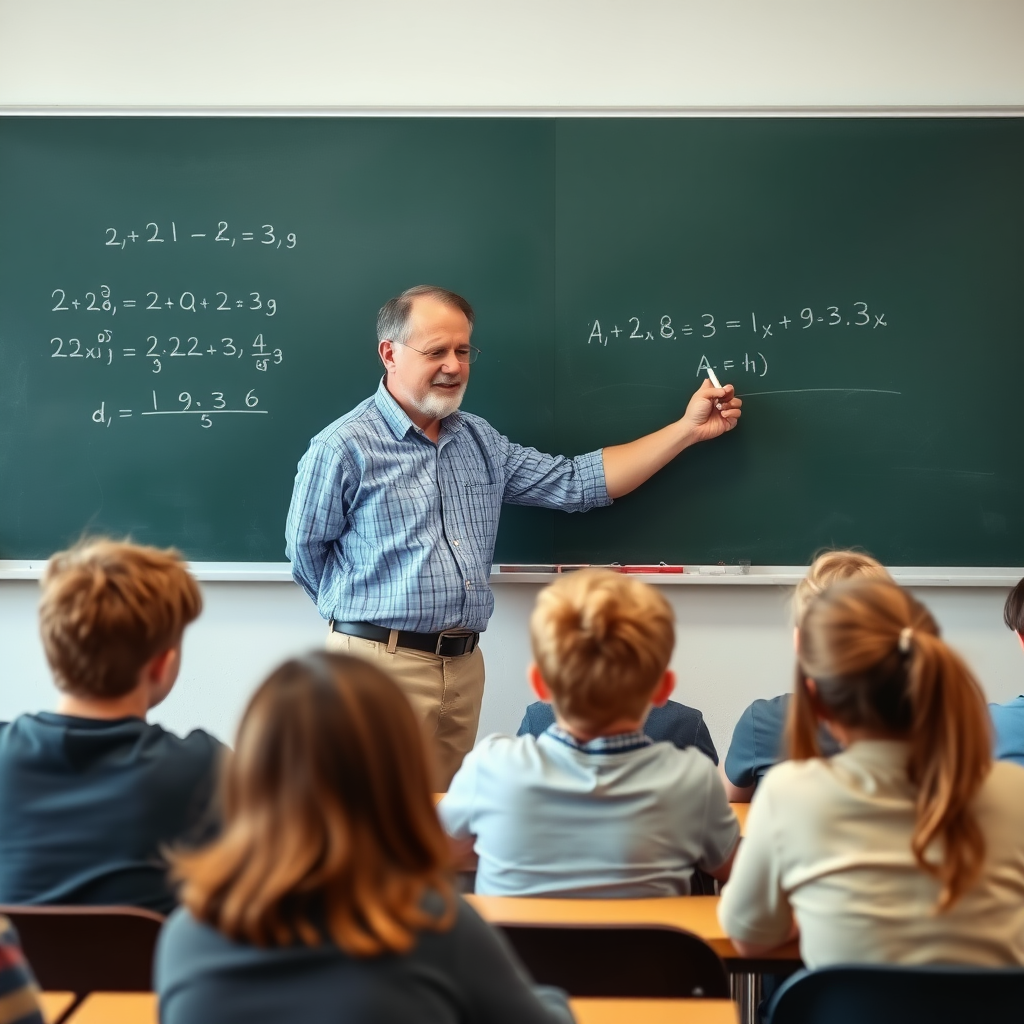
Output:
top-left (285, 285), bottom-right (741, 786)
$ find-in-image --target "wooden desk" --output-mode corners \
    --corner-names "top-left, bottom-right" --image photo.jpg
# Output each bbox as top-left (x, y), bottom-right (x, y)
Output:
top-left (39, 992), bottom-right (76, 1024)
top-left (467, 894), bottom-right (799, 965)
top-left (64, 993), bottom-right (156, 1024)
top-left (571, 998), bottom-right (737, 1024)
top-left (62, 992), bottom-right (737, 1024)
top-left (731, 802), bottom-right (749, 835)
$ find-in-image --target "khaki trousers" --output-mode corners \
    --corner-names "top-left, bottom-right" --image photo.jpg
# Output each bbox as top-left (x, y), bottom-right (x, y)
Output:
top-left (325, 628), bottom-right (485, 790)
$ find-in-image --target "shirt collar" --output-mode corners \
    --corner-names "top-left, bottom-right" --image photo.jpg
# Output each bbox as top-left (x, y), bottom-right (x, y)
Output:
top-left (546, 723), bottom-right (652, 755)
top-left (373, 377), bottom-right (465, 442)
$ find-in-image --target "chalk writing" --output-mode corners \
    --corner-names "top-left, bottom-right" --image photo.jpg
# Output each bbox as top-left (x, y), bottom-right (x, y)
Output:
top-left (51, 287), bottom-right (278, 317)
top-left (48, 332), bottom-right (284, 374)
top-left (103, 222), bottom-right (297, 250)
top-left (90, 388), bottom-right (268, 429)
top-left (587, 301), bottom-right (888, 346)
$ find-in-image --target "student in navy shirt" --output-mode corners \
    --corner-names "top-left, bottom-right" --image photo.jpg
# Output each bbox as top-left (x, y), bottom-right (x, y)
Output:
top-left (519, 699), bottom-right (719, 764)
top-left (989, 576), bottom-right (1024, 766)
top-left (0, 539), bottom-right (222, 915)
top-left (157, 652), bottom-right (571, 1024)
top-left (722, 550), bottom-right (890, 800)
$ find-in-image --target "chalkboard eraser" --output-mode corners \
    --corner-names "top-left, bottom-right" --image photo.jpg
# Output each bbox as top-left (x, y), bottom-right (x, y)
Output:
top-left (698, 565), bottom-right (727, 575)
top-left (498, 564), bottom-right (557, 573)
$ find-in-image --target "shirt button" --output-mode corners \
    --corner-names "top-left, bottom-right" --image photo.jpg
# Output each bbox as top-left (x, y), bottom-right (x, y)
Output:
top-left (453, 540), bottom-right (460, 546)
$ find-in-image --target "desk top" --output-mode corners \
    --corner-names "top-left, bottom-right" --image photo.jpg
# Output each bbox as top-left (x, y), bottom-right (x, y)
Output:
top-left (63, 993), bottom-right (156, 1024)
top-left (731, 803), bottom-right (749, 834)
top-left (571, 998), bottom-right (738, 1024)
top-left (62, 992), bottom-right (736, 1024)
top-left (39, 992), bottom-right (76, 1024)
top-left (467, 894), bottom-right (799, 963)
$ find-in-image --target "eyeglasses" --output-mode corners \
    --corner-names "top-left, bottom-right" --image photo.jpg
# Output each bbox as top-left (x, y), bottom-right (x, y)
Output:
top-left (395, 340), bottom-right (481, 365)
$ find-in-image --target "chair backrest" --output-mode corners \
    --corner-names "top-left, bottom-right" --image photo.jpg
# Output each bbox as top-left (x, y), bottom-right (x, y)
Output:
top-left (497, 922), bottom-right (730, 998)
top-left (767, 964), bottom-right (1024, 1024)
top-left (0, 905), bottom-right (165, 993)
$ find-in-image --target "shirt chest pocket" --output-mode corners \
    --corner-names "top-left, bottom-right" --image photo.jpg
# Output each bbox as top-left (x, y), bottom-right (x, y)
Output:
top-left (459, 481), bottom-right (503, 551)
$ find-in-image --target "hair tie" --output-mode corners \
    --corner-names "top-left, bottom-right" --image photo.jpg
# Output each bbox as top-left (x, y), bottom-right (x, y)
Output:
top-left (898, 626), bottom-right (914, 654)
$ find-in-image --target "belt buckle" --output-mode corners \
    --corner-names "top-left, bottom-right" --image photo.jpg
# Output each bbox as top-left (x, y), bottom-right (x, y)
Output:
top-left (435, 629), bottom-right (476, 657)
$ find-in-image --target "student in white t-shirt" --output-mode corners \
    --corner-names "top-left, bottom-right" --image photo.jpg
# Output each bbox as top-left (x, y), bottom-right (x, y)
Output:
top-left (719, 578), bottom-right (1024, 969)
top-left (438, 569), bottom-right (739, 897)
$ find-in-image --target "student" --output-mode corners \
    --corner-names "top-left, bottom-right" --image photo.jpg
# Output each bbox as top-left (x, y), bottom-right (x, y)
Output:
top-left (517, 698), bottom-right (719, 764)
top-left (156, 653), bottom-right (572, 1024)
top-left (0, 539), bottom-right (222, 915)
top-left (438, 570), bottom-right (739, 897)
top-left (719, 579), bottom-right (1024, 967)
top-left (0, 916), bottom-right (45, 1024)
top-left (722, 550), bottom-right (891, 800)
top-left (989, 575), bottom-right (1024, 766)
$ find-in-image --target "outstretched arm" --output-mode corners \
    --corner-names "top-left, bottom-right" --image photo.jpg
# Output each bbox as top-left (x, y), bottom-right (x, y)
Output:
top-left (602, 379), bottom-right (742, 499)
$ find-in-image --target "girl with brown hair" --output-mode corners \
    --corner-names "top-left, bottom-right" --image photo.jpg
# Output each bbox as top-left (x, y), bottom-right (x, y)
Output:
top-left (719, 578), bottom-right (1024, 968)
top-left (155, 652), bottom-right (572, 1024)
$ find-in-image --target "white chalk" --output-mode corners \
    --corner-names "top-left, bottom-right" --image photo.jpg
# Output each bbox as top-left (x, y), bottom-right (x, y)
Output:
top-left (706, 367), bottom-right (724, 409)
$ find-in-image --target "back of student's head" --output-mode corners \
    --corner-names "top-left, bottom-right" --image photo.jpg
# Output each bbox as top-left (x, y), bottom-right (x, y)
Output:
top-left (792, 578), bottom-right (991, 909)
top-left (174, 652), bottom-right (453, 955)
top-left (530, 569), bottom-right (674, 731)
top-left (792, 549), bottom-right (891, 626)
top-left (38, 538), bottom-right (202, 698)
top-left (1003, 576), bottom-right (1024, 636)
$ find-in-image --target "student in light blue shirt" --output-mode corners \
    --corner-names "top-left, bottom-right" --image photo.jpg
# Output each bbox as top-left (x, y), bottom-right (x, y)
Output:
top-left (989, 577), bottom-right (1024, 766)
top-left (439, 570), bottom-right (739, 898)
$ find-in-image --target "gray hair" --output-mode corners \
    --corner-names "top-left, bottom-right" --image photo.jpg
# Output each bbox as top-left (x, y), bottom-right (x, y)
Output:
top-left (376, 285), bottom-right (475, 344)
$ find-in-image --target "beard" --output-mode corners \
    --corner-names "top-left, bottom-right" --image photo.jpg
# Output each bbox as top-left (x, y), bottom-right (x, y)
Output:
top-left (413, 374), bottom-right (467, 420)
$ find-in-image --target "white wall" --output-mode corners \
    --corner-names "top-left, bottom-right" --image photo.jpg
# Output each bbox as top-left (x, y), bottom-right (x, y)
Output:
top-left (2, 0), bottom-right (1023, 108)
top-left (3, 577), bottom-right (1023, 757)
top-left (2, 0), bottom-right (1023, 754)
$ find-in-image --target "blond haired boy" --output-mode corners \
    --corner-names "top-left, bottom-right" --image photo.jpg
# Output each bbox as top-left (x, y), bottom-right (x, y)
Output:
top-left (439, 569), bottom-right (739, 897)
top-left (721, 549), bottom-right (892, 801)
top-left (0, 539), bottom-right (223, 914)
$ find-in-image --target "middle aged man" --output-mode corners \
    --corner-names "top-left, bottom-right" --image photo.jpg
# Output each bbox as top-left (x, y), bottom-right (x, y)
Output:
top-left (286, 285), bottom-right (742, 787)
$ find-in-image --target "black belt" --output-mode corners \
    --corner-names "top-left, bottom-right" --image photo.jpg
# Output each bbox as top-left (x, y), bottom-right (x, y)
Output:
top-left (331, 620), bottom-right (479, 657)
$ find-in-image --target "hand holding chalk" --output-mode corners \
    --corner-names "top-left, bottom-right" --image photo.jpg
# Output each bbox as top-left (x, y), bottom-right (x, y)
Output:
top-left (680, 374), bottom-right (742, 442)
top-left (706, 367), bottom-right (724, 409)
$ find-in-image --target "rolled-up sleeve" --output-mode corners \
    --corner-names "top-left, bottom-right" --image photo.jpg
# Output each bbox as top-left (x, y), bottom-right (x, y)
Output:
top-left (284, 440), bottom-right (351, 603)
top-left (501, 443), bottom-right (611, 513)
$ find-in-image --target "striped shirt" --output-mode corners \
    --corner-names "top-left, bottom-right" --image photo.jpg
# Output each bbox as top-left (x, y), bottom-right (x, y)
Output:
top-left (0, 917), bottom-right (43, 1024)
top-left (285, 379), bottom-right (610, 632)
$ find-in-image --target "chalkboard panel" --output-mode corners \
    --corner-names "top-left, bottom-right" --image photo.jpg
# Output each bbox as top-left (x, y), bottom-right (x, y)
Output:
top-left (1, 116), bottom-right (1022, 566)
top-left (0, 117), bottom-right (556, 562)
top-left (553, 118), bottom-right (1024, 565)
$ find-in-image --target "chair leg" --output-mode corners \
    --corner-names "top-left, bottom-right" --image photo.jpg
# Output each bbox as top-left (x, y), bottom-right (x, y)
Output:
top-left (730, 970), bottom-right (762, 1024)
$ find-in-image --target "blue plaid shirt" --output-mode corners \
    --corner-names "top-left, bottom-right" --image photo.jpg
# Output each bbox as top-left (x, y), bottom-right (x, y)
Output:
top-left (547, 725), bottom-right (653, 754)
top-left (285, 380), bottom-right (611, 632)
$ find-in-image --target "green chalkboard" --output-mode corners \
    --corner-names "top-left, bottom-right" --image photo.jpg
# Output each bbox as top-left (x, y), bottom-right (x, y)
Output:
top-left (0, 117), bottom-right (556, 562)
top-left (1, 116), bottom-right (1023, 566)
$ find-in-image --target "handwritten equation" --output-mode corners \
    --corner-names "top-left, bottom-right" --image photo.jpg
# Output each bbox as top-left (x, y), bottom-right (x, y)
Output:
top-left (103, 221), bottom-right (297, 250)
top-left (697, 352), bottom-right (768, 378)
top-left (91, 389), bottom-right (268, 430)
top-left (587, 301), bottom-right (888, 346)
top-left (51, 286), bottom-right (279, 317)
top-left (49, 331), bottom-right (284, 373)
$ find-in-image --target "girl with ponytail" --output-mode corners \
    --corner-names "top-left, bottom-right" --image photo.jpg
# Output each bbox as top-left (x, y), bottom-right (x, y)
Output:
top-left (720, 578), bottom-right (1024, 968)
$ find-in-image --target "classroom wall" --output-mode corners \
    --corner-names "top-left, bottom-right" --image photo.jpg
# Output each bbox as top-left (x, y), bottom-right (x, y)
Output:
top-left (2, 0), bottom-right (1023, 754)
